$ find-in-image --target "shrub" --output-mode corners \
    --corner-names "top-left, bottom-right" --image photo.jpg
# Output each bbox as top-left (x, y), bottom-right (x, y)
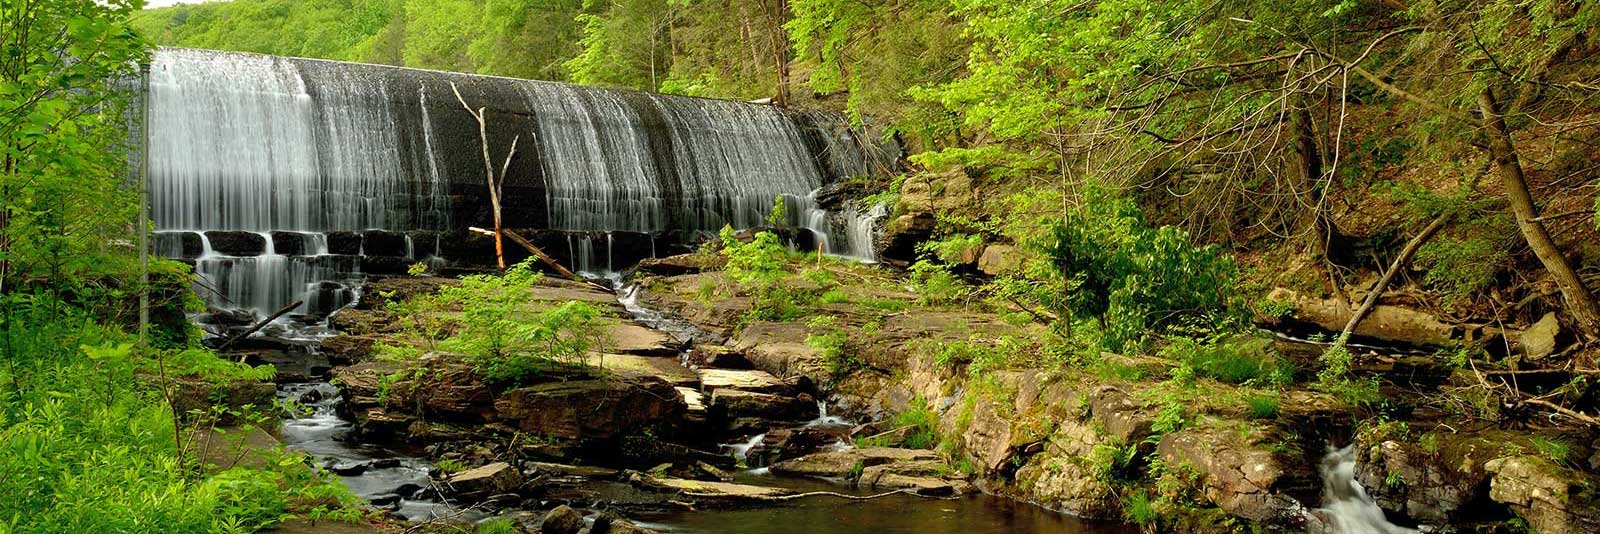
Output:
top-left (908, 259), bottom-right (969, 305)
top-left (805, 316), bottom-right (859, 378)
top-left (894, 399), bottom-right (940, 449)
top-left (411, 260), bottom-right (609, 386)
top-left (1043, 184), bottom-right (1238, 352)
top-left (1532, 436), bottom-right (1574, 467)
top-left (1161, 336), bottom-right (1293, 386)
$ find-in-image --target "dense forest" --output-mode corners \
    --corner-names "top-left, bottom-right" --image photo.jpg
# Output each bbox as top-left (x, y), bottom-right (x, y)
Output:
top-left (5, 0), bottom-right (1600, 532)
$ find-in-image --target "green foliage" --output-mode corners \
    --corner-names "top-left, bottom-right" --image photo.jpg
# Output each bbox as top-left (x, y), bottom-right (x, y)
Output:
top-left (1244, 395), bottom-right (1281, 419)
top-left (135, 0), bottom-right (585, 81)
top-left (893, 398), bottom-right (940, 450)
top-left (1532, 436), bottom-right (1573, 468)
top-left (907, 259), bottom-right (970, 305)
top-left (766, 195), bottom-right (789, 228)
top-left (1160, 336), bottom-right (1292, 386)
top-left (379, 260), bottom-right (610, 386)
top-left (804, 315), bottom-right (859, 378)
top-left (476, 517), bottom-right (519, 534)
top-left (1045, 185), bottom-right (1239, 353)
top-left (1414, 215), bottom-right (1515, 304)
top-left (1122, 492), bottom-right (1159, 526)
top-left (720, 227), bottom-right (812, 321)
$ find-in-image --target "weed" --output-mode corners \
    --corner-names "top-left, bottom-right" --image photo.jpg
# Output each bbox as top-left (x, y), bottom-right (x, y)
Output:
top-left (1244, 394), bottom-right (1281, 419)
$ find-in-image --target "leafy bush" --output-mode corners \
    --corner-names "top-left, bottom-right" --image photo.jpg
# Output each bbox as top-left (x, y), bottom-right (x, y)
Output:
top-left (908, 259), bottom-right (970, 305)
top-left (1044, 185), bottom-right (1238, 352)
top-left (894, 399), bottom-right (940, 450)
top-left (1160, 336), bottom-right (1292, 386)
top-left (1414, 215), bottom-right (1514, 304)
top-left (805, 315), bottom-right (859, 377)
top-left (388, 259), bottom-right (611, 386)
top-left (720, 226), bottom-right (811, 321)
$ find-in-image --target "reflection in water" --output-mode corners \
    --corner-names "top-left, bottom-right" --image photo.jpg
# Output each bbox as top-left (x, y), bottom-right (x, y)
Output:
top-left (635, 489), bottom-right (1135, 534)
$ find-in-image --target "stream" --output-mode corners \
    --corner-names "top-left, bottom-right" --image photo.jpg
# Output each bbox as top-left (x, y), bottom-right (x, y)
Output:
top-left (257, 281), bottom-right (1400, 533)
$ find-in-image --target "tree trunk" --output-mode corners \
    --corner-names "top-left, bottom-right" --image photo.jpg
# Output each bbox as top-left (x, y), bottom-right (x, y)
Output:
top-left (1292, 100), bottom-right (1338, 258)
top-left (1479, 87), bottom-right (1600, 340)
top-left (773, 0), bottom-right (791, 106)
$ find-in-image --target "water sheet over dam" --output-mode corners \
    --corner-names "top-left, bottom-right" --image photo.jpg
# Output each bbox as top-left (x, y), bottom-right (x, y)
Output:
top-left (143, 47), bottom-right (895, 321)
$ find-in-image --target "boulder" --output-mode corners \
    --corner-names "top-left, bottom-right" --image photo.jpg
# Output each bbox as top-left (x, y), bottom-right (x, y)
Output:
top-left (976, 245), bottom-right (1024, 276)
top-left (770, 448), bottom-right (939, 478)
top-left (494, 375), bottom-right (684, 442)
top-left (1521, 312), bottom-right (1563, 360)
top-left (1486, 456), bottom-right (1600, 534)
top-left (698, 345), bottom-right (752, 369)
top-left (698, 369), bottom-right (791, 395)
top-left (634, 254), bottom-right (716, 276)
top-left (445, 462), bottom-right (524, 497)
top-left (1156, 426), bottom-right (1307, 527)
top-left (269, 231), bottom-right (314, 256)
top-left (1263, 288), bottom-right (1458, 347)
top-left (538, 505), bottom-right (586, 534)
top-left (710, 389), bottom-right (819, 422)
top-left (598, 354), bottom-right (699, 387)
top-left (1353, 431), bottom-right (1504, 523)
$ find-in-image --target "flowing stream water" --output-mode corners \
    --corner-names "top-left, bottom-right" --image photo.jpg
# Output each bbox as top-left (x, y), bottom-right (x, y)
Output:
top-left (1316, 445), bottom-right (1417, 534)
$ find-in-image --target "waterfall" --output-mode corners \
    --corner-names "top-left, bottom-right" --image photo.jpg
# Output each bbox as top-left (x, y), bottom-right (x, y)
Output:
top-left (1317, 445), bottom-right (1416, 534)
top-left (145, 47), bottom-right (893, 322)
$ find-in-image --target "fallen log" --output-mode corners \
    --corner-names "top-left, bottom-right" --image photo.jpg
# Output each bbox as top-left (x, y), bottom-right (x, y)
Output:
top-left (216, 300), bottom-right (303, 351)
top-left (467, 227), bottom-right (608, 291)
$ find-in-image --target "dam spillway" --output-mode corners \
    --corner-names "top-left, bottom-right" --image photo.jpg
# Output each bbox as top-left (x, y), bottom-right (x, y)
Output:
top-left (143, 47), bottom-right (895, 323)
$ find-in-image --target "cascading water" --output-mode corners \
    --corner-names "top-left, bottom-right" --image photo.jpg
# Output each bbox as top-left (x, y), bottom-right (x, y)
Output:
top-left (144, 47), bottom-right (894, 323)
top-left (1317, 445), bottom-right (1417, 534)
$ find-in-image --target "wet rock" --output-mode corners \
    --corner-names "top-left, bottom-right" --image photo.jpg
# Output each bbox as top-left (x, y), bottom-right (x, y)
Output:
top-left (269, 231), bottom-right (312, 256)
top-left (976, 244), bottom-right (1023, 276)
top-left (756, 427), bottom-right (843, 463)
top-left (393, 483), bottom-right (424, 497)
top-left (638, 477), bottom-right (793, 500)
top-left (326, 231), bottom-right (362, 255)
top-left (205, 231), bottom-right (268, 256)
top-left (770, 447), bottom-right (939, 478)
top-left (634, 254), bottom-right (715, 276)
top-left (538, 505), bottom-right (586, 534)
top-left (328, 462), bottom-right (368, 476)
top-left (1156, 425), bottom-right (1307, 527)
top-left (494, 374), bottom-right (684, 442)
top-left (361, 255), bottom-right (411, 275)
top-left (710, 389), bottom-right (819, 422)
top-left (1521, 312), bottom-right (1563, 360)
top-left (199, 307), bottom-right (257, 328)
top-left (608, 323), bottom-right (683, 357)
top-left (446, 462), bottom-right (525, 497)
top-left (368, 494), bottom-right (401, 508)
top-left (699, 369), bottom-right (792, 395)
top-left (1486, 456), bottom-right (1600, 534)
top-left (154, 231), bottom-right (204, 259)
top-left (361, 230), bottom-right (410, 257)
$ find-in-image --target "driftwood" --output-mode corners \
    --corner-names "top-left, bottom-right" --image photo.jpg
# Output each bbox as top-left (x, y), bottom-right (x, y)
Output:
top-left (216, 300), bottom-right (303, 351)
top-left (466, 227), bottom-right (608, 291)
top-left (1333, 211), bottom-right (1452, 346)
top-left (450, 81), bottom-right (518, 270)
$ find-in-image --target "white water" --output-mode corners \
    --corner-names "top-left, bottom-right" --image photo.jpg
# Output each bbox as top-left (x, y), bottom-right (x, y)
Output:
top-left (1317, 445), bottom-right (1417, 534)
top-left (724, 434), bottom-right (768, 462)
top-left (146, 47), bottom-right (891, 319)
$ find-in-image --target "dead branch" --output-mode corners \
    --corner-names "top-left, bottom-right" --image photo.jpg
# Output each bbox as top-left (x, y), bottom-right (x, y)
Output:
top-left (1334, 211), bottom-right (1452, 345)
top-left (215, 300), bottom-right (304, 351)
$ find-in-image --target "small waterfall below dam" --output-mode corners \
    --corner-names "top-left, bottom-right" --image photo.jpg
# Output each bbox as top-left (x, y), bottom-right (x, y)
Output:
top-left (143, 47), bottom-right (895, 324)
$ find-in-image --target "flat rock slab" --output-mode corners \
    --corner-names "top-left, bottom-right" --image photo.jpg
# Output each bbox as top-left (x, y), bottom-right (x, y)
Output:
top-left (599, 354), bottom-right (699, 387)
top-left (608, 323), bottom-right (682, 357)
top-left (528, 462), bottom-right (621, 479)
top-left (645, 477), bottom-right (793, 499)
top-left (770, 448), bottom-right (941, 477)
top-left (677, 387), bottom-right (707, 414)
top-left (528, 285), bottom-right (617, 303)
top-left (698, 369), bottom-right (790, 395)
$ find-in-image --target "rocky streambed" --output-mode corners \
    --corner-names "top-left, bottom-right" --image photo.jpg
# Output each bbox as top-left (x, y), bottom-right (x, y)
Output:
top-left (232, 273), bottom-right (1134, 533)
